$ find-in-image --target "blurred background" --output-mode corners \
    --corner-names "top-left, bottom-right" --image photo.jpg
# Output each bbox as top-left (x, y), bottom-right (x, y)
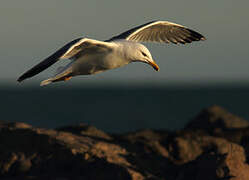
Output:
top-left (1, 0), bottom-right (248, 132)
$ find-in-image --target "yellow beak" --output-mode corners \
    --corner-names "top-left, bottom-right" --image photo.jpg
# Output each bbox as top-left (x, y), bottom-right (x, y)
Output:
top-left (148, 60), bottom-right (160, 71)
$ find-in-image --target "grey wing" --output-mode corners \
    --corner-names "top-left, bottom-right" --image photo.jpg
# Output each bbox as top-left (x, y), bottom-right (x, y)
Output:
top-left (107, 21), bottom-right (206, 44)
top-left (17, 38), bottom-right (113, 82)
top-left (17, 38), bottom-right (83, 82)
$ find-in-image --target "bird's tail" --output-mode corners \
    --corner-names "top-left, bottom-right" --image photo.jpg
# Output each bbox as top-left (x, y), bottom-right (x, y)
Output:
top-left (40, 78), bottom-right (53, 86)
top-left (40, 65), bottom-right (73, 86)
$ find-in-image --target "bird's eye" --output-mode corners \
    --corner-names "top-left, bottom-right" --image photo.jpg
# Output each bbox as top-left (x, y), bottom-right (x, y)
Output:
top-left (141, 52), bottom-right (147, 57)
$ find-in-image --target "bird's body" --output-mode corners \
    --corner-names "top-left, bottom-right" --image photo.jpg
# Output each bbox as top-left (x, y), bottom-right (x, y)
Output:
top-left (17, 21), bottom-right (206, 86)
top-left (71, 40), bottom-right (139, 75)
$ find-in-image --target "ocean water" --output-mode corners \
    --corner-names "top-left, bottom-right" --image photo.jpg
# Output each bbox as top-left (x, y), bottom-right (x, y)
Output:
top-left (1, 85), bottom-right (249, 133)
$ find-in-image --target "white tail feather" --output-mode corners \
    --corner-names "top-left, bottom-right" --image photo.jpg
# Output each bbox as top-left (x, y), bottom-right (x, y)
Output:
top-left (40, 63), bottom-right (73, 86)
top-left (40, 79), bottom-right (52, 86)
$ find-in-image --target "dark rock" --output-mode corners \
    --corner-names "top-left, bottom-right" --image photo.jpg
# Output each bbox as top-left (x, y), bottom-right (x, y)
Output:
top-left (117, 129), bottom-right (170, 157)
top-left (164, 134), bottom-right (249, 179)
top-left (1, 106), bottom-right (249, 179)
top-left (185, 105), bottom-right (249, 163)
top-left (57, 123), bottom-right (112, 140)
top-left (241, 135), bottom-right (249, 164)
top-left (210, 127), bottom-right (249, 145)
top-left (0, 122), bottom-right (134, 179)
top-left (185, 105), bottom-right (249, 131)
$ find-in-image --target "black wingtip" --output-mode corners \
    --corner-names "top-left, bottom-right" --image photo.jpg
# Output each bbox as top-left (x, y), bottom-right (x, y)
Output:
top-left (17, 70), bottom-right (32, 83)
top-left (185, 28), bottom-right (206, 42)
top-left (17, 77), bottom-right (24, 83)
top-left (17, 74), bottom-right (26, 83)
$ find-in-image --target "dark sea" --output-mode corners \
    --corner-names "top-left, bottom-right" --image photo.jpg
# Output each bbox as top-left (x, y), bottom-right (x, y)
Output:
top-left (1, 84), bottom-right (249, 133)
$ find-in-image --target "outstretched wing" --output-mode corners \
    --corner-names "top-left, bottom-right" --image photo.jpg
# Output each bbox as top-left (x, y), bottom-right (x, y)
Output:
top-left (107, 20), bottom-right (206, 44)
top-left (17, 38), bottom-right (111, 82)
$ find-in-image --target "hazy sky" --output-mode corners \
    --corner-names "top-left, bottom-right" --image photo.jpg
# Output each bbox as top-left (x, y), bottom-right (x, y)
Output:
top-left (1, 0), bottom-right (249, 86)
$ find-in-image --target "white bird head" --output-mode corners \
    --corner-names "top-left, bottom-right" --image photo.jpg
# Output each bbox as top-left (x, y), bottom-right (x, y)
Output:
top-left (130, 43), bottom-right (160, 71)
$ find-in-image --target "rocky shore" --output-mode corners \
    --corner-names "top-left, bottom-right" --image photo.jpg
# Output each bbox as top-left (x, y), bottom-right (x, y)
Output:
top-left (0, 105), bottom-right (249, 180)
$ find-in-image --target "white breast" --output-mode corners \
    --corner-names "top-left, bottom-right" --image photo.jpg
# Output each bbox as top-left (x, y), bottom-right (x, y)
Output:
top-left (71, 43), bottom-right (130, 75)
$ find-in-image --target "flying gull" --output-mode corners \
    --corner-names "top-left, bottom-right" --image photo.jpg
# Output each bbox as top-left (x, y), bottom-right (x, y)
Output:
top-left (17, 20), bottom-right (206, 86)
